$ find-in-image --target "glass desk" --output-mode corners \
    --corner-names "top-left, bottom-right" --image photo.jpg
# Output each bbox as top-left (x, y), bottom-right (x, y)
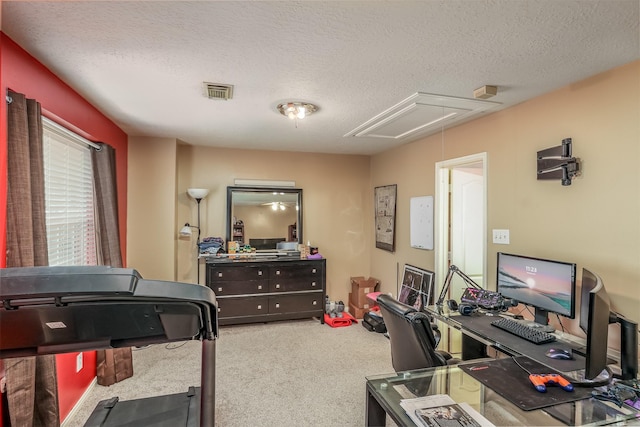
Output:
top-left (426, 306), bottom-right (607, 375)
top-left (366, 365), bottom-right (640, 426)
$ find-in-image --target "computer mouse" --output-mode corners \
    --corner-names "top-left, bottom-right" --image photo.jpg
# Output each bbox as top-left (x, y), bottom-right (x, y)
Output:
top-left (545, 348), bottom-right (573, 360)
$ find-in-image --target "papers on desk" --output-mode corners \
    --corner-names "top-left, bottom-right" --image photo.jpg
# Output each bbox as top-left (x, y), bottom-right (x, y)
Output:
top-left (400, 394), bottom-right (495, 427)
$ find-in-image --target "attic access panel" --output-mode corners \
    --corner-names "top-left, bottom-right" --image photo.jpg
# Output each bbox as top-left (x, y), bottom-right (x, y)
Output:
top-left (345, 93), bottom-right (500, 140)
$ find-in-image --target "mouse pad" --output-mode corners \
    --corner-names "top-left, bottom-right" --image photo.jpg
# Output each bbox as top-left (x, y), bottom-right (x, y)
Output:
top-left (459, 356), bottom-right (593, 411)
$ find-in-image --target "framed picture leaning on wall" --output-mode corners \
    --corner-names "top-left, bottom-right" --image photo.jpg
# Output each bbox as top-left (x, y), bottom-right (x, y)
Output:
top-left (374, 184), bottom-right (397, 252)
top-left (398, 264), bottom-right (435, 311)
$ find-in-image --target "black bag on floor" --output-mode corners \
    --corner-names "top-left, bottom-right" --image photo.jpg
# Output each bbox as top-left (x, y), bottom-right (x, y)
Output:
top-left (362, 312), bottom-right (387, 333)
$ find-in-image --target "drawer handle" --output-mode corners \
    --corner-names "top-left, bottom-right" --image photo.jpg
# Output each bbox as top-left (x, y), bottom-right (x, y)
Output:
top-left (311, 282), bottom-right (316, 287)
top-left (312, 268), bottom-right (317, 273)
top-left (217, 287), bottom-right (223, 292)
top-left (275, 270), bottom-right (281, 275)
top-left (258, 270), bottom-right (263, 276)
top-left (275, 284), bottom-right (281, 289)
top-left (275, 303), bottom-right (280, 308)
top-left (217, 272), bottom-right (223, 278)
top-left (218, 308), bottom-right (221, 312)
top-left (257, 305), bottom-right (262, 310)
top-left (312, 300), bottom-right (317, 305)
top-left (257, 285), bottom-right (263, 290)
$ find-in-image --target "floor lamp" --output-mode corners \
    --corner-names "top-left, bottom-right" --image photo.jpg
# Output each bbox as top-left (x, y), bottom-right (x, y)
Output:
top-left (180, 188), bottom-right (209, 283)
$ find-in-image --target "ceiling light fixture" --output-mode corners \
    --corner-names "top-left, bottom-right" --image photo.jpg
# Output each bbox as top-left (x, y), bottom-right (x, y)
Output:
top-left (277, 102), bottom-right (318, 127)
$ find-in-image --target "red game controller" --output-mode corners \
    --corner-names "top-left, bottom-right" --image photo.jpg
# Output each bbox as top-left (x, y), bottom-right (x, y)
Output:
top-left (529, 374), bottom-right (574, 393)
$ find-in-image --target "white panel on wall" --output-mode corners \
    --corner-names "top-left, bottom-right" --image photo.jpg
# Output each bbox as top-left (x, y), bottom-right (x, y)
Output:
top-left (410, 196), bottom-right (434, 250)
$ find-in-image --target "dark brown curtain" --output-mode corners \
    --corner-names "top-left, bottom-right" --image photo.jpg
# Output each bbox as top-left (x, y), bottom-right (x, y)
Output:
top-left (92, 143), bottom-right (123, 268)
top-left (4, 90), bottom-right (60, 426)
top-left (91, 143), bottom-right (134, 385)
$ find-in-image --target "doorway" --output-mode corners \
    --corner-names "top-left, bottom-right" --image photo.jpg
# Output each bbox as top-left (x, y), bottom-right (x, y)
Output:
top-left (434, 153), bottom-right (487, 356)
top-left (435, 153), bottom-right (487, 301)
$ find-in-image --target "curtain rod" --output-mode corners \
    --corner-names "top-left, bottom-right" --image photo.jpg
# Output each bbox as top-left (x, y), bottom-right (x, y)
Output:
top-left (42, 117), bottom-right (102, 151)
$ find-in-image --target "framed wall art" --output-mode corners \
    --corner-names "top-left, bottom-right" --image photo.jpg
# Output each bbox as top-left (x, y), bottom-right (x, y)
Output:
top-left (374, 184), bottom-right (397, 252)
top-left (398, 264), bottom-right (435, 311)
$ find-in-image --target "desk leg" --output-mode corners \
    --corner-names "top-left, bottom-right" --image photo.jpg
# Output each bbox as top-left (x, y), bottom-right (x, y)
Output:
top-left (200, 339), bottom-right (215, 427)
top-left (365, 387), bottom-right (386, 427)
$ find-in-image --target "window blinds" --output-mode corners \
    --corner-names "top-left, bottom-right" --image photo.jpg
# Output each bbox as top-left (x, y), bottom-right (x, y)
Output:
top-left (42, 118), bottom-right (97, 266)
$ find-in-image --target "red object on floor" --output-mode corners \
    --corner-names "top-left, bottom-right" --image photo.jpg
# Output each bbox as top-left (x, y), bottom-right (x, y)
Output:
top-left (324, 311), bottom-right (358, 327)
top-left (366, 291), bottom-right (383, 301)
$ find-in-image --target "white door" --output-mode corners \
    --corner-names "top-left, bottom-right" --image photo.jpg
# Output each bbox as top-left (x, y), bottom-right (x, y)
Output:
top-left (435, 153), bottom-right (487, 302)
top-left (450, 163), bottom-right (484, 297)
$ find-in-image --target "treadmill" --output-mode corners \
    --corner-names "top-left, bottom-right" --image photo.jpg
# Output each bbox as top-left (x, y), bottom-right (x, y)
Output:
top-left (0, 266), bottom-right (218, 427)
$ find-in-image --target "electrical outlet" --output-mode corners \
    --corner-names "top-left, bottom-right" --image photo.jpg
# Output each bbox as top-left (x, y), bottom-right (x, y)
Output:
top-left (76, 352), bottom-right (83, 372)
top-left (493, 229), bottom-right (510, 244)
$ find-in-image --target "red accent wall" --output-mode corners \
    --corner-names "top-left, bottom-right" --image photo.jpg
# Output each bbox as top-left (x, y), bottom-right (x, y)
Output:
top-left (55, 352), bottom-right (98, 419)
top-left (0, 33), bottom-right (129, 423)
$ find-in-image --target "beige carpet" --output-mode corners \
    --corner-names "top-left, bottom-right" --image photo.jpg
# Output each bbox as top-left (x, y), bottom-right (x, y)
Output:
top-left (63, 318), bottom-right (394, 426)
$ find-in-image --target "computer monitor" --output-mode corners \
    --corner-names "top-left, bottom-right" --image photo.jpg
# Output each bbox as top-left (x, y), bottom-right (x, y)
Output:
top-left (580, 268), bottom-right (638, 381)
top-left (497, 253), bottom-right (576, 327)
top-left (579, 268), bottom-right (611, 380)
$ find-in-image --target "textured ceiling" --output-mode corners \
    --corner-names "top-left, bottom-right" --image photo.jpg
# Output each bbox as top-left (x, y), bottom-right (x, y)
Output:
top-left (2, 1), bottom-right (639, 155)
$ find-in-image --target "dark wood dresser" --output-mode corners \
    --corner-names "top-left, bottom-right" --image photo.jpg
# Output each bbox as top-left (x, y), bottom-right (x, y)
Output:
top-left (205, 257), bottom-right (326, 326)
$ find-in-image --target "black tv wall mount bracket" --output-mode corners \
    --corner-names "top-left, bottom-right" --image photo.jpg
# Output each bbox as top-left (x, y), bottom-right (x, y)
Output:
top-left (537, 138), bottom-right (581, 186)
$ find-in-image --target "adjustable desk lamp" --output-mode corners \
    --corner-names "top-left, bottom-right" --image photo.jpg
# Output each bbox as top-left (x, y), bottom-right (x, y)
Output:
top-left (435, 265), bottom-right (483, 313)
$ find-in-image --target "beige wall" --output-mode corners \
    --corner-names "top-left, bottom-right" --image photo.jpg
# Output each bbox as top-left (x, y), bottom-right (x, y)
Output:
top-left (127, 136), bottom-right (178, 280)
top-left (171, 145), bottom-right (372, 301)
top-left (370, 61), bottom-right (640, 339)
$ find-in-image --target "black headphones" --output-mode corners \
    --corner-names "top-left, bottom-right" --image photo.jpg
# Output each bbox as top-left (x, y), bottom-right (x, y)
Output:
top-left (458, 303), bottom-right (476, 316)
top-left (446, 299), bottom-right (476, 316)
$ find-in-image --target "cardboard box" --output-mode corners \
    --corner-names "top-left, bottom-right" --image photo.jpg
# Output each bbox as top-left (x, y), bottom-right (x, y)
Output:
top-left (348, 293), bottom-right (369, 319)
top-left (350, 276), bottom-right (380, 308)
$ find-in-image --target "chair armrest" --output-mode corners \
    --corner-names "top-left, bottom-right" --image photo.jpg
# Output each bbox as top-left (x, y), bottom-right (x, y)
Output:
top-left (432, 326), bottom-right (441, 347)
top-left (436, 350), bottom-right (452, 360)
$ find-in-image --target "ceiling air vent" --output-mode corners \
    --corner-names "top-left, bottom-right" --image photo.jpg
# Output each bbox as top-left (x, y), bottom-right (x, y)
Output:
top-left (203, 82), bottom-right (233, 100)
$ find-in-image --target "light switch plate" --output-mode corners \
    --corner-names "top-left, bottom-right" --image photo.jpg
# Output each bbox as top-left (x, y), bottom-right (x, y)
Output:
top-left (76, 353), bottom-right (83, 372)
top-left (493, 229), bottom-right (510, 244)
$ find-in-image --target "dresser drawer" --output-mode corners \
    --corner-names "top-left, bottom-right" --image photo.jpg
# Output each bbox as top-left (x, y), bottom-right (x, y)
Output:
top-left (269, 264), bottom-right (321, 280)
top-left (208, 265), bottom-right (267, 281)
top-left (210, 280), bottom-right (268, 296)
top-left (217, 296), bottom-right (269, 318)
top-left (268, 293), bottom-right (323, 314)
top-left (269, 277), bottom-right (321, 292)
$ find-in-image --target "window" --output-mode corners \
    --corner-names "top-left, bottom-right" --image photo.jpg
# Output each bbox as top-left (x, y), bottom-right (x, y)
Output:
top-left (42, 118), bottom-right (97, 266)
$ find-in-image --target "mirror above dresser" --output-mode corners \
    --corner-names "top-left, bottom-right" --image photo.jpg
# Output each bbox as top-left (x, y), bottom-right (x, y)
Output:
top-left (226, 186), bottom-right (303, 250)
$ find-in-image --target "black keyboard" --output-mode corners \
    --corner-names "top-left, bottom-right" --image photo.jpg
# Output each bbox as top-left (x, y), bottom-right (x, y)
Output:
top-left (490, 317), bottom-right (556, 345)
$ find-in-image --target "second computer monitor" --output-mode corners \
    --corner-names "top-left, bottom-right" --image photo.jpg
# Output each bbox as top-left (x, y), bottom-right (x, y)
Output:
top-left (579, 268), bottom-right (611, 380)
top-left (497, 252), bottom-right (576, 326)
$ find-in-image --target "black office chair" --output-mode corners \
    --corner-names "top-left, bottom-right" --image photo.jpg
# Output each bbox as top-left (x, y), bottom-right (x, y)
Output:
top-left (377, 294), bottom-right (458, 372)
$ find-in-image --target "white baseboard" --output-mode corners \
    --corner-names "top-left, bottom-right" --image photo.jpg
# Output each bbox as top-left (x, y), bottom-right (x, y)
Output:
top-left (61, 377), bottom-right (97, 426)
